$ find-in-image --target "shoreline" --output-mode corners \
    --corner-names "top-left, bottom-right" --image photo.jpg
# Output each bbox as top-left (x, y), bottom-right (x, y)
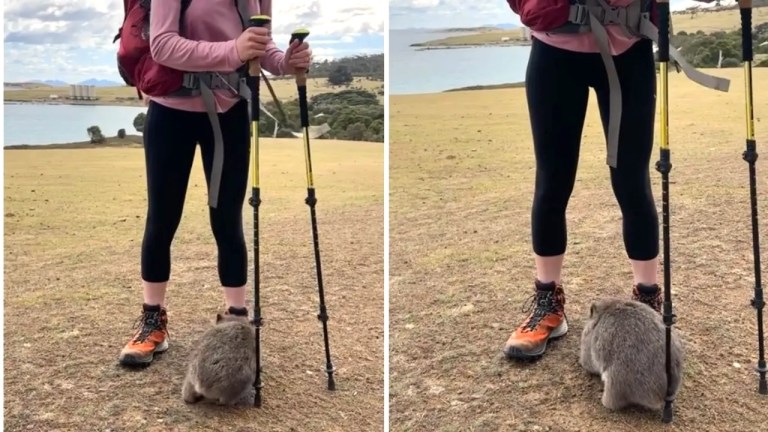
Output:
top-left (4, 99), bottom-right (144, 108)
top-left (390, 81), bottom-right (527, 97)
top-left (4, 135), bottom-right (145, 150)
top-left (412, 41), bottom-right (531, 50)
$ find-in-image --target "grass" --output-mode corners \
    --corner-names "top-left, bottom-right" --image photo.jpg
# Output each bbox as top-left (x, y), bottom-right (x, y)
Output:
top-left (413, 6), bottom-right (768, 47)
top-left (3, 138), bottom-right (384, 431)
top-left (389, 67), bottom-right (768, 431)
top-left (671, 6), bottom-right (768, 33)
top-left (3, 77), bottom-right (385, 106)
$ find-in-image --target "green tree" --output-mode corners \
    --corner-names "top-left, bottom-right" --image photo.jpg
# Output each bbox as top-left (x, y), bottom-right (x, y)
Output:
top-left (134, 112), bottom-right (146, 132)
top-left (87, 126), bottom-right (105, 144)
top-left (328, 65), bottom-right (353, 86)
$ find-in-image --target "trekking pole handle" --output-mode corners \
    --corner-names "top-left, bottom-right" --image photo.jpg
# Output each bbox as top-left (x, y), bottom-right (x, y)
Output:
top-left (248, 15), bottom-right (272, 77)
top-left (290, 29), bottom-right (310, 86)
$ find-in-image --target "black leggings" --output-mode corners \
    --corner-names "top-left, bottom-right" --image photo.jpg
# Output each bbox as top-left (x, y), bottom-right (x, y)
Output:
top-left (141, 99), bottom-right (249, 286)
top-left (526, 37), bottom-right (659, 261)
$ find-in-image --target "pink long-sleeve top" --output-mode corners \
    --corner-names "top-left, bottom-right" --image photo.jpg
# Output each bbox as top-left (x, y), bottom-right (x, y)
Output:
top-left (531, 0), bottom-right (639, 56)
top-left (148, 0), bottom-right (286, 113)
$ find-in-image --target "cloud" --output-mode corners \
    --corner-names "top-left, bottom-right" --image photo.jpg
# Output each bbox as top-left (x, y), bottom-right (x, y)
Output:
top-left (3, 0), bottom-right (383, 83)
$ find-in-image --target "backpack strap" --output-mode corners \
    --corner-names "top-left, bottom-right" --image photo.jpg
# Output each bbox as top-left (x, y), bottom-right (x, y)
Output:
top-left (550, 0), bottom-right (730, 168)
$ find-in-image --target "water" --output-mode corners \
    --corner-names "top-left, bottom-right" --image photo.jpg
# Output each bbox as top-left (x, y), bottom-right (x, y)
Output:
top-left (3, 103), bottom-right (148, 146)
top-left (389, 29), bottom-right (532, 95)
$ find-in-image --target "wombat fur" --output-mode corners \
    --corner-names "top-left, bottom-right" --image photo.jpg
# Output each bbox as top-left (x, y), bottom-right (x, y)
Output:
top-left (182, 313), bottom-right (257, 405)
top-left (579, 298), bottom-right (684, 411)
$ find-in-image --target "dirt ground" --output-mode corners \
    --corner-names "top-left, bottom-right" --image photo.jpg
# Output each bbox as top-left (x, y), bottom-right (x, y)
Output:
top-left (3, 139), bottom-right (384, 431)
top-left (389, 68), bottom-right (768, 431)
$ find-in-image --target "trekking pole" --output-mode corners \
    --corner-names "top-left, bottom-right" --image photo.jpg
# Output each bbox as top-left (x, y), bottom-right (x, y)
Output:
top-left (247, 14), bottom-right (271, 408)
top-left (739, 0), bottom-right (767, 395)
top-left (291, 28), bottom-right (336, 391)
top-left (655, 0), bottom-right (677, 423)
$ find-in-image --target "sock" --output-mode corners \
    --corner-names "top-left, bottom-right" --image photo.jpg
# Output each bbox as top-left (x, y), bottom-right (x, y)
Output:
top-left (227, 306), bottom-right (248, 317)
top-left (636, 283), bottom-right (660, 295)
top-left (143, 303), bottom-right (161, 312)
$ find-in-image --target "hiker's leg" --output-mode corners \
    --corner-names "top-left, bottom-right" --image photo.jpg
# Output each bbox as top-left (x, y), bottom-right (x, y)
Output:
top-left (594, 39), bottom-right (659, 286)
top-left (527, 38), bottom-right (591, 284)
top-left (120, 101), bottom-right (199, 366)
top-left (140, 101), bottom-right (200, 304)
top-left (198, 99), bottom-right (250, 310)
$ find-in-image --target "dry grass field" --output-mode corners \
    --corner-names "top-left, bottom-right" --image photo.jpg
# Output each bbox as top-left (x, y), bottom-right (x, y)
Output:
top-left (389, 68), bottom-right (768, 431)
top-left (4, 139), bottom-right (384, 431)
top-left (3, 77), bottom-right (385, 106)
top-left (671, 6), bottom-right (768, 33)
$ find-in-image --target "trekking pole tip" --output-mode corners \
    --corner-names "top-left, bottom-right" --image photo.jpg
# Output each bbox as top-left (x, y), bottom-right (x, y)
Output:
top-left (759, 377), bottom-right (767, 395)
top-left (662, 402), bottom-right (673, 423)
top-left (249, 15), bottom-right (271, 27)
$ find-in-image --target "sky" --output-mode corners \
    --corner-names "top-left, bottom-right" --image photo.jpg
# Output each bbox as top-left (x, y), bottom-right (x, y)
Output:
top-left (389, 0), bottom-right (731, 30)
top-left (2, 0), bottom-right (385, 84)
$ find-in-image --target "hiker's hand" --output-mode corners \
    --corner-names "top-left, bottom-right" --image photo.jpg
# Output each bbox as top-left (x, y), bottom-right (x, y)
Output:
top-left (236, 27), bottom-right (270, 63)
top-left (283, 39), bottom-right (312, 73)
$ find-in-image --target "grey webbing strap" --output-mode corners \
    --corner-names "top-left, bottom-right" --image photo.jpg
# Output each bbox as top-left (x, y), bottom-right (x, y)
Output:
top-left (198, 77), bottom-right (225, 208)
top-left (586, 0), bottom-right (623, 168)
top-left (638, 17), bottom-right (730, 92)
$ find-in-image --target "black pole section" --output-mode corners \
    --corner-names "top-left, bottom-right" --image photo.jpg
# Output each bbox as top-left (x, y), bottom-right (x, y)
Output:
top-left (739, 0), bottom-right (767, 395)
top-left (655, 0), bottom-right (677, 424)
top-left (291, 28), bottom-right (336, 391)
top-left (247, 14), bottom-right (271, 408)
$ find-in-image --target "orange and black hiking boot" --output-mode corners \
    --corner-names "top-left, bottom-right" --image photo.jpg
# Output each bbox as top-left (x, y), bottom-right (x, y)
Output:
top-left (632, 283), bottom-right (662, 314)
top-left (118, 304), bottom-right (169, 367)
top-left (503, 280), bottom-right (568, 360)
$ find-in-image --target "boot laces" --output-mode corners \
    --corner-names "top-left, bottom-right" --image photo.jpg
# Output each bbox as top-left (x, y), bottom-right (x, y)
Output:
top-left (520, 290), bottom-right (561, 332)
top-left (132, 311), bottom-right (163, 343)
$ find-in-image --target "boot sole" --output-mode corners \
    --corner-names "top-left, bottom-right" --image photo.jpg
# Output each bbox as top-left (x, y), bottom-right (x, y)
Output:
top-left (504, 318), bottom-right (569, 360)
top-left (119, 339), bottom-right (169, 367)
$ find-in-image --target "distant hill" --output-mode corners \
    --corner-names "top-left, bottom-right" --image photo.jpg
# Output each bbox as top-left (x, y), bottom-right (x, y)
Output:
top-left (6, 78), bottom-right (123, 87)
top-left (78, 79), bottom-right (122, 87)
top-left (30, 80), bottom-right (68, 87)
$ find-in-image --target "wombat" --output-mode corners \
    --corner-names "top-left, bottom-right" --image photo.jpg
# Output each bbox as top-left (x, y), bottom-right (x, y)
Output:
top-left (181, 313), bottom-right (257, 406)
top-left (579, 298), bottom-right (684, 411)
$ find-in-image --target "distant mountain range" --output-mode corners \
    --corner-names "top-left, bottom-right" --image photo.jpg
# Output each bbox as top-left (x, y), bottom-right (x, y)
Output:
top-left (24, 79), bottom-right (123, 87)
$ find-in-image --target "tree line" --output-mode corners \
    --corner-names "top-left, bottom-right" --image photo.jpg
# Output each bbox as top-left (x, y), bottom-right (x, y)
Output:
top-left (132, 88), bottom-right (383, 143)
top-left (666, 22), bottom-right (768, 68)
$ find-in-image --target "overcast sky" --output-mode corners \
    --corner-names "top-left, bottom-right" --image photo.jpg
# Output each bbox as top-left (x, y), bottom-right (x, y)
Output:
top-left (389, 0), bottom-right (731, 29)
top-left (3, 0), bottom-right (385, 83)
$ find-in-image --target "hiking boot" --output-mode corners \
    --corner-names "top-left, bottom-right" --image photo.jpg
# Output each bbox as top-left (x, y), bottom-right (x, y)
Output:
top-left (504, 280), bottom-right (568, 360)
top-left (632, 283), bottom-right (662, 314)
top-left (118, 304), bottom-right (169, 367)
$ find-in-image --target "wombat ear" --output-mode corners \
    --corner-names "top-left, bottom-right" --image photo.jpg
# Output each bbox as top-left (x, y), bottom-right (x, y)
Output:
top-left (589, 303), bottom-right (596, 318)
top-left (216, 313), bottom-right (223, 323)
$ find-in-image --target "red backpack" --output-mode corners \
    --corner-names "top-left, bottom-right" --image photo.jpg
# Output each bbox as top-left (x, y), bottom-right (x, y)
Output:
top-left (505, 0), bottom-right (658, 33)
top-left (113, 0), bottom-right (193, 99)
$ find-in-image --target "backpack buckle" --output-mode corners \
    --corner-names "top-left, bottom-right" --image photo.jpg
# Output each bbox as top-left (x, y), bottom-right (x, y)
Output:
top-left (601, 6), bottom-right (626, 25)
top-left (569, 4), bottom-right (589, 25)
